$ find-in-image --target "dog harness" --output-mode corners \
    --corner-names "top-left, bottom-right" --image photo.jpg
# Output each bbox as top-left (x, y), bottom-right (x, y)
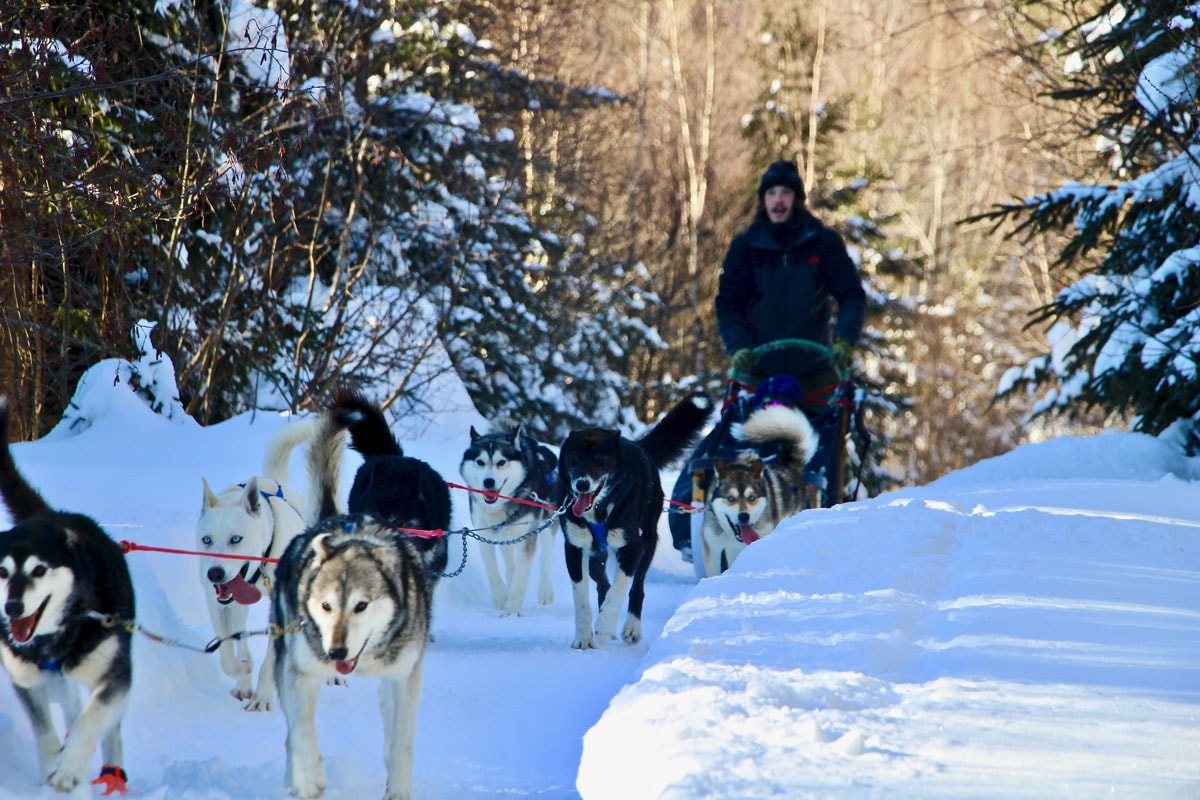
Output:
top-left (237, 482), bottom-right (295, 586)
top-left (586, 521), bottom-right (608, 553)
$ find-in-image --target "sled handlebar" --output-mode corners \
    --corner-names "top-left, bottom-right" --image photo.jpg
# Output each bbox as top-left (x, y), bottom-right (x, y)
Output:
top-left (728, 338), bottom-right (845, 384)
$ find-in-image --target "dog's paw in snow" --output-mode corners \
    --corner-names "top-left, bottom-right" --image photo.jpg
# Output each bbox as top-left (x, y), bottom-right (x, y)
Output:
top-left (621, 618), bottom-right (643, 645)
top-left (46, 750), bottom-right (88, 794)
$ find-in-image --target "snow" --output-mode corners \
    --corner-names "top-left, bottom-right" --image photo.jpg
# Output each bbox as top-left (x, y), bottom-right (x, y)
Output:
top-left (1, 366), bottom-right (1199, 799)
top-left (1135, 8), bottom-right (1199, 118)
top-left (227, 0), bottom-right (290, 92)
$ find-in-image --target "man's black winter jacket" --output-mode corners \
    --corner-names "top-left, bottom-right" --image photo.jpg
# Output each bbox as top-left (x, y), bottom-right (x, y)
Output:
top-left (715, 210), bottom-right (866, 380)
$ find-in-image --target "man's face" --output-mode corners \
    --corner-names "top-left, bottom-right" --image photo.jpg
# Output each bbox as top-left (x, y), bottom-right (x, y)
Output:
top-left (764, 186), bottom-right (796, 223)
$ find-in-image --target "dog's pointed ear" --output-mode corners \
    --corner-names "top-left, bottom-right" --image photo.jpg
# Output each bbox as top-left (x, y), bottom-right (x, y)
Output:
top-left (749, 459), bottom-right (764, 479)
top-left (311, 532), bottom-right (336, 564)
top-left (470, 426), bottom-right (482, 442)
top-left (242, 477), bottom-right (261, 515)
top-left (714, 458), bottom-right (728, 475)
top-left (202, 477), bottom-right (220, 511)
top-left (510, 424), bottom-right (523, 444)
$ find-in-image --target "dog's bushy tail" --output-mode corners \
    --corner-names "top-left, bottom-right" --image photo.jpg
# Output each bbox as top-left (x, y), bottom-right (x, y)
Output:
top-left (0, 397), bottom-right (51, 522)
top-left (637, 391), bottom-right (712, 471)
top-left (328, 389), bottom-right (403, 457)
top-left (734, 404), bottom-right (819, 472)
top-left (306, 413), bottom-right (347, 523)
top-left (261, 418), bottom-right (317, 486)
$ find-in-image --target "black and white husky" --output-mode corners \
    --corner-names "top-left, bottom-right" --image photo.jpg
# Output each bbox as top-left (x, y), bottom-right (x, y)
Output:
top-left (555, 392), bottom-right (711, 649)
top-left (328, 390), bottom-right (451, 596)
top-left (272, 411), bottom-right (432, 800)
top-left (0, 398), bottom-right (135, 795)
top-left (459, 425), bottom-right (558, 616)
top-left (196, 418), bottom-right (313, 710)
top-left (700, 403), bottom-right (818, 577)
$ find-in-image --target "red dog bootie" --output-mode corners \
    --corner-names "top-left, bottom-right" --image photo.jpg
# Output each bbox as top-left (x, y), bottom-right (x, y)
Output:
top-left (92, 765), bottom-right (128, 796)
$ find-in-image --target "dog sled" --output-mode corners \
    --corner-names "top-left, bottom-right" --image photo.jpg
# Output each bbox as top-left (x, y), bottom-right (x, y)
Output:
top-left (668, 339), bottom-right (863, 580)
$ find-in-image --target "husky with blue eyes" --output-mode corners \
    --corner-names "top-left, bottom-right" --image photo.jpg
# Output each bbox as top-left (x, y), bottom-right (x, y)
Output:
top-left (196, 419), bottom-right (315, 710)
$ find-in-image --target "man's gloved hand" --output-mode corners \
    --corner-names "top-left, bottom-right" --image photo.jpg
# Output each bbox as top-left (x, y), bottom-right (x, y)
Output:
top-left (730, 348), bottom-right (758, 374)
top-left (831, 338), bottom-right (854, 374)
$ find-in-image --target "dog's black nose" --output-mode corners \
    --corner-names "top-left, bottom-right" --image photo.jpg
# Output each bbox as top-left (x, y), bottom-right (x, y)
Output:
top-left (737, 512), bottom-right (750, 524)
top-left (206, 566), bottom-right (225, 583)
top-left (483, 478), bottom-right (496, 490)
top-left (4, 600), bottom-right (23, 618)
top-left (573, 478), bottom-right (591, 493)
top-left (328, 647), bottom-right (348, 661)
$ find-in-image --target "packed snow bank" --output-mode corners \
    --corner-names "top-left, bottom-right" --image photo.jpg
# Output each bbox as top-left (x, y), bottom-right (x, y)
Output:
top-left (578, 434), bottom-right (1200, 799)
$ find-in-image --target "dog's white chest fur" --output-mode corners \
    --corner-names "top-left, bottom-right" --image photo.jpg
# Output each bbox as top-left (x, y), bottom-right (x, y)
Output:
top-left (0, 645), bottom-right (46, 688)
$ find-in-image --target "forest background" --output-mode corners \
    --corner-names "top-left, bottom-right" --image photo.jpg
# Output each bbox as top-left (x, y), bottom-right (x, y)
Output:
top-left (2, 0), bottom-right (1196, 492)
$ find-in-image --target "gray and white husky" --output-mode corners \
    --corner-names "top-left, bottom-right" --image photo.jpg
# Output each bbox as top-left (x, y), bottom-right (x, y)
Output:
top-left (459, 425), bottom-right (558, 616)
top-left (0, 397), bottom-right (135, 795)
top-left (272, 411), bottom-right (431, 800)
top-left (701, 403), bottom-right (818, 577)
top-left (196, 418), bottom-right (313, 710)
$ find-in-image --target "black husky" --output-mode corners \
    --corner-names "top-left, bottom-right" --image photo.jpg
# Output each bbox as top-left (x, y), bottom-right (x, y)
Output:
top-left (328, 389), bottom-right (451, 594)
top-left (556, 391), bottom-right (711, 649)
top-left (0, 398), bottom-right (134, 795)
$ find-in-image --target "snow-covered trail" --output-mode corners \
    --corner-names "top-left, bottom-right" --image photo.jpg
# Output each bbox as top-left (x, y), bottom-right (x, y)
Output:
top-left (0, 405), bottom-right (700, 799)
top-left (2, 404), bottom-right (1198, 800)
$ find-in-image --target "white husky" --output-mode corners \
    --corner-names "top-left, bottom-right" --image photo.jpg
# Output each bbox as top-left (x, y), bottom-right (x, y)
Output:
top-left (196, 419), bottom-right (313, 710)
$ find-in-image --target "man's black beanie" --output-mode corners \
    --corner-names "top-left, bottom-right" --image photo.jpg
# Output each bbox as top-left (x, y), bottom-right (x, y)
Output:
top-left (757, 160), bottom-right (806, 203)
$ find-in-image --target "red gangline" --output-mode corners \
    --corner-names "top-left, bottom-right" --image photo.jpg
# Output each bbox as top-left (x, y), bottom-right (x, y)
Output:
top-left (121, 523), bottom-right (447, 562)
top-left (121, 478), bottom-right (692, 563)
top-left (443, 481), bottom-right (558, 511)
top-left (121, 541), bottom-right (280, 563)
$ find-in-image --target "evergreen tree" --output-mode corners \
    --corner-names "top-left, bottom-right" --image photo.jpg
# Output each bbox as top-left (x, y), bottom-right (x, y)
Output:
top-left (986, 1), bottom-right (1200, 444)
top-left (258, 0), bottom-right (647, 434)
top-left (2, 0), bottom-right (655, 435)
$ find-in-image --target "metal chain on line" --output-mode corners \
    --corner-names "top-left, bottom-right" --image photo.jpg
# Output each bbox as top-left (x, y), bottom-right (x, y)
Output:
top-left (432, 500), bottom-right (568, 579)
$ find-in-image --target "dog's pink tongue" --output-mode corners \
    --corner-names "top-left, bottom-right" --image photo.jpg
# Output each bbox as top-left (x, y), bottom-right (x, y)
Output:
top-left (225, 574), bottom-right (263, 605)
top-left (9, 614), bottom-right (38, 643)
top-left (736, 524), bottom-right (760, 544)
top-left (571, 491), bottom-right (595, 517)
top-left (334, 658), bottom-right (357, 675)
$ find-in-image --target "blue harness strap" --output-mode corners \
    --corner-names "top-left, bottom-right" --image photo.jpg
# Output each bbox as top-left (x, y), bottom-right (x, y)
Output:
top-left (238, 482), bottom-right (288, 506)
top-left (235, 482), bottom-right (291, 584)
top-left (586, 520), bottom-right (608, 553)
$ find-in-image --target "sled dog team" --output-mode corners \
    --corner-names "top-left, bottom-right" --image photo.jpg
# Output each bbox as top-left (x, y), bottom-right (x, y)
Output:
top-left (0, 387), bottom-right (819, 799)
